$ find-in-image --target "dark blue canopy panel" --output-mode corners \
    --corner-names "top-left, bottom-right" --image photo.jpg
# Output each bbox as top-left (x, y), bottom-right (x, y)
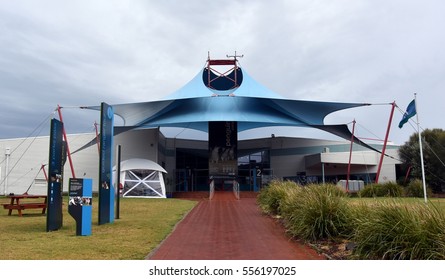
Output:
top-left (104, 95), bottom-right (367, 133)
top-left (203, 68), bottom-right (243, 91)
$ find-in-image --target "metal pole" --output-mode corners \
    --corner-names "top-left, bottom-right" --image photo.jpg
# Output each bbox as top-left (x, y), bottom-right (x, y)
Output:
top-left (116, 145), bottom-right (121, 219)
top-left (414, 93), bottom-right (428, 203)
top-left (375, 102), bottom-right (396, 183)
top-left (5, 147), bottom-right (10, 196)
top-left (346, 120), bottom-right (356, 193)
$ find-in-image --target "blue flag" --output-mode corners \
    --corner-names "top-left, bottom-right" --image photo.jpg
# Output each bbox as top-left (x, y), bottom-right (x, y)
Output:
top-left (398, 100), bottom-right (416, 128)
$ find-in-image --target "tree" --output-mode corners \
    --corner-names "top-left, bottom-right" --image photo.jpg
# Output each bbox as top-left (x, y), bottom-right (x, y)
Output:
top-left (398, 128), bottom-right (445, 193)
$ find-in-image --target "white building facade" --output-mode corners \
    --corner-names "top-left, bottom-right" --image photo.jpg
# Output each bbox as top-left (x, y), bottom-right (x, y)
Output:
top-left (0, 128), bottom-right (401, 196)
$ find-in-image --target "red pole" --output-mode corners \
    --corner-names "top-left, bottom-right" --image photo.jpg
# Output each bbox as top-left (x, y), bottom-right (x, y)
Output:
top-left (404, 166), bottom-right (412, 185)
top-left (375, 102), bottom-right (396, 183)
top-left (41, 164), bottom-right (48, 182)
top-left (346, 120), bottom-right (356, 193)
top-left (57, 105), bottom-right (76, 178)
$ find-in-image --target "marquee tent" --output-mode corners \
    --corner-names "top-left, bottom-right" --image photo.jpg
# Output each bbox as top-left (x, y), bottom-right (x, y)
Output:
top-left (113, 158), bottom-right (167, 198)
top-left (79, 59), bottom-right (380, 153)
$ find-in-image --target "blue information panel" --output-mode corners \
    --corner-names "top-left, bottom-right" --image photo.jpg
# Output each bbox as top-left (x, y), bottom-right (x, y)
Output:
top-left (46, 118), bottom-right (64, 232)
top-left (68, 178), bottom-right (92, 236)
top-left (98, 102), bottom-right (115, 225)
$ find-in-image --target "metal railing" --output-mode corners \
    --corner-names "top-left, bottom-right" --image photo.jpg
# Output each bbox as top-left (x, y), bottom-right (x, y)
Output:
top-left (209, 178), bottom-right (215, 200)
top-left (233, 180), bottom-right (240, 200)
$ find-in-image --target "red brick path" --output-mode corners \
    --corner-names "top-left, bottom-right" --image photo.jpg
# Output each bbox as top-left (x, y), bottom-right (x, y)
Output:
top-left (147, 192), bottom-right (325, 260)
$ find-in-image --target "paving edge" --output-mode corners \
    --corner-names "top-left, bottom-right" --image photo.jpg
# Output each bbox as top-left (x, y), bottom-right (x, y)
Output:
top-left (144, 200), bottom-right (200, 260)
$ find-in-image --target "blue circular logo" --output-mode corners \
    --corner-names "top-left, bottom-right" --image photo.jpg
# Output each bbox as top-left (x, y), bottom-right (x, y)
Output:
top-left (107, 107), bottom-right (113, 119)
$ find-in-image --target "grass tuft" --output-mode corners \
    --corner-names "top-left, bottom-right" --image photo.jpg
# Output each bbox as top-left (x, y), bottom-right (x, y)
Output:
top-left (280, 184), bottom-right (352, 241)
top-left (257, 180), bottom-right (300, 215)
top-left (351, 200), bottom-right (445, 259)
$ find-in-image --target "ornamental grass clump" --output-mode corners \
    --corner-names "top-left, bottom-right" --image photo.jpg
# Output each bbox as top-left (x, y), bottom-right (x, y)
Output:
top-left (281, 184), bottom-right (352, 241)
top-left (405, 179), bottom-right (433, 198)
top-left (352, 200), bottom-right (445, 260)
top-left (359, 182), bottom-right (404, 197)
top-left (257, 180), bottom-right (300, 215)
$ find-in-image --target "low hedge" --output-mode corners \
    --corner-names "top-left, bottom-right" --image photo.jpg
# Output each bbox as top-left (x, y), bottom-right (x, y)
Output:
top-left (257, 182), bottom-right (445, 259)
top-left (358, 182), bottom-right (404, 197)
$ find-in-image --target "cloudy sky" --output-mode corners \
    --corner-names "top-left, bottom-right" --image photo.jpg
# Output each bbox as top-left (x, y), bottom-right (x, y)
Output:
top-left (0, 0), bottom-right (444, 145)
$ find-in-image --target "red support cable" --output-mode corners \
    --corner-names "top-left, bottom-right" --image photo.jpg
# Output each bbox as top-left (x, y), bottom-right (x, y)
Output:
top-left (346, 120), bottom-right (356, 193)
top-left (57, 105), bottom-right (76, 178)
top-left (375, 102), bottom-right (396, 183)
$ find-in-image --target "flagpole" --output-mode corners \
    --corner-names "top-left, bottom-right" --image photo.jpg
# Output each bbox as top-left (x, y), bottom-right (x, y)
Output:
top-left (414, 93), bottom-right (428, 203)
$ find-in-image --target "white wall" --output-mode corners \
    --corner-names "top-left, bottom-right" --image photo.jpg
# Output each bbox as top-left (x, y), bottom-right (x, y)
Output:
top-left (114, 129), bottom-right (160, 161)
top-left (0, 133), bottom-right (98, 195)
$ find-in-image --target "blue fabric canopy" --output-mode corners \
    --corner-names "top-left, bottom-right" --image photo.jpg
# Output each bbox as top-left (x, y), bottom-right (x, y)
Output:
top-left (76, 66), bottom-right (384, 154)
top-left (85, 67), bottom-right (370, 132)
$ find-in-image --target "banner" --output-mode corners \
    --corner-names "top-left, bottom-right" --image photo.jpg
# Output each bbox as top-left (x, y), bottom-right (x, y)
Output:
top-left (46, 118), bottom-right (64, 232)
top-left (208, 121), bottom-right (238, 176)
top-left (98, 102), bottom-right (115, 225)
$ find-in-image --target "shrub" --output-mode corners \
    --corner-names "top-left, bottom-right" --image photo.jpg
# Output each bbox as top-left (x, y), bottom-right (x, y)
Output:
top-left (358, 183), bottom-right (381, 197)
top-left (381, 181), bottom-right (404, 197)
top-left (352, 200), bottom-right (445, 259)
top-left (358, 182), bottom-right (403, 197)
top-left (257, 180), bottom-right (300, 215)
top-left (281, 184), bottom-right (352, 241)
top-left (405, 179), bottom-right (433, 198)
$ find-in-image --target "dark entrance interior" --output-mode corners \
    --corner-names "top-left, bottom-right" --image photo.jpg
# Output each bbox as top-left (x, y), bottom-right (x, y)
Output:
top-left (176, 148), bottom-right (209, 191)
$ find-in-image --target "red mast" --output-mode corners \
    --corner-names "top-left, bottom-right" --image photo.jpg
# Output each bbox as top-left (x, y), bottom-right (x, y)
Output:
top-left (375, 102), bottom-right (396, 183)
top-left (57, 105), bottom-right (76, 178)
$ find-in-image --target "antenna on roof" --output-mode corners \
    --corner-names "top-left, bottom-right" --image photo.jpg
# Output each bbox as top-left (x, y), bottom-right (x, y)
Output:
top-left (226, 51), bottom-right (244, 61)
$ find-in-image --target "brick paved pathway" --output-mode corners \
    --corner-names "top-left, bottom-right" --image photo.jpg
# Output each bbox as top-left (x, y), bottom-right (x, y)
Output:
top-left (147, 192), bottom-right (325, 260)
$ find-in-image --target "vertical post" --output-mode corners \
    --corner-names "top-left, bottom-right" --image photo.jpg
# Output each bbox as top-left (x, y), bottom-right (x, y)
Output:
top-left (414, 93), bottom-right (428, 203)
top-left (346, 120), bottom-right (356, 193)
top-left (5, 147), bottom-right (10, 196)
top-left (116, 145), bottom-right (121, 219)
top-left (375, 102), bottom-right (396, 183)
top-left (56, 105), bottom-right (76, 178)
top-left (321, 162), bottom-right (325, 184)
top-left (253, 167), bottom-right (258, 192)
top-left (98, 102), bottom-right (115, 225)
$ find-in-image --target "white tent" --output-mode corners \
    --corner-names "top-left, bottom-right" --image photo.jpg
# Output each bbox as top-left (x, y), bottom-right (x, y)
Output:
top-left (113, 158), bottom-right (167, 198)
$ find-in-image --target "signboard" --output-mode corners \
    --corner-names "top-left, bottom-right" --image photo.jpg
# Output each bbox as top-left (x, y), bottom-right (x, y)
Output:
top-left (68, 178), bottom-right (92, 236)
top-left (208, 121), bottom-right (238, 176)
top-left (46, 118), bottom-right (64, 232)
top-left (98, 102), bottom-right (115, 225)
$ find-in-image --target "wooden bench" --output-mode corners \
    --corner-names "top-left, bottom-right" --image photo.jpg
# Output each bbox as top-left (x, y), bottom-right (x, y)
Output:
top-left (2, 195), bottom-right (47, 217)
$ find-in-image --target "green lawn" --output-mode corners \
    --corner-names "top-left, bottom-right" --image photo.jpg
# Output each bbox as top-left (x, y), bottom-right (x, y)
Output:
top-left (0, 196), bottom-right (196, 260)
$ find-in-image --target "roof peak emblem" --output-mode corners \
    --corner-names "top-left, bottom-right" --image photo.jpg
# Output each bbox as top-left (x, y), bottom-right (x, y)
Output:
top-left (204, 52), bottom-right (244, 95)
